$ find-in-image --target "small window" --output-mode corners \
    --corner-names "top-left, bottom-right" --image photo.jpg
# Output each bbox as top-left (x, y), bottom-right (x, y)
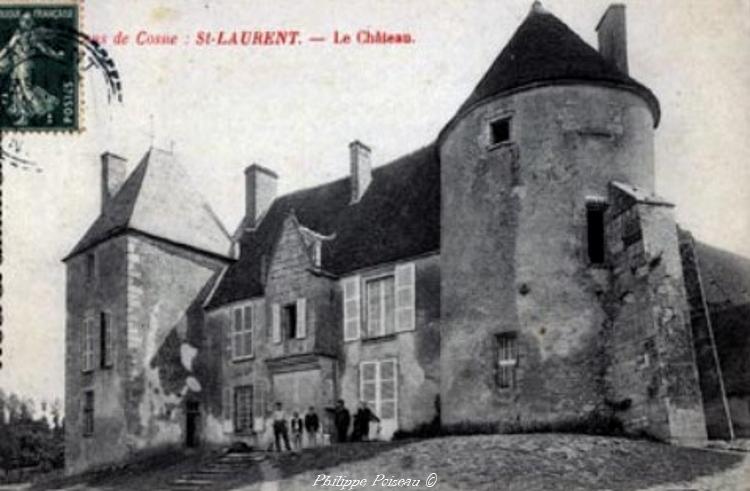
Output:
top-left (100, 312), bottom-right (113, 368)
top-left (490, 117), bottom-right (512, 145)
top-left (232, 305), bottom-right (253, 359)
top-left (83, 391), bottom-right (94, 436)
top-left (234, 385), bottom-right (254, 434)
top-left (586, 203), bottom-right (606, 264)
top-left (85, 252), bottom-right (96, 281)
top-left (495, 333), bottom-right (518, 389)
top-left (282, 303), bottom-right (297, 339)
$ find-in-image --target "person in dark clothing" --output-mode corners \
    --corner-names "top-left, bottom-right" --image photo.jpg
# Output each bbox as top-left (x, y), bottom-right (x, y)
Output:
top-left (351, 401), bottom-right (380, 441)
top-left (304, 406), bottom-right (320, 447)
top-left (290, 411), bottom-right (304, 449)
top-left (271, 402), bottom-right (291, 452)
top-left (330, 399), bottom-right (350, 443)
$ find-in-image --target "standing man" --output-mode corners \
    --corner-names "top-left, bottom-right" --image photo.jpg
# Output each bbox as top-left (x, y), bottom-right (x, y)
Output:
top-left (271, 402), bottom-right (291, 452)
top-left (290, 411), bottom-right (304, 450)
top-left (331, 399), bottom-right (350, 443)
top-left (353, 401), bottom-right (380, 441)
top-left (304, 406), bottom-right (320, 447)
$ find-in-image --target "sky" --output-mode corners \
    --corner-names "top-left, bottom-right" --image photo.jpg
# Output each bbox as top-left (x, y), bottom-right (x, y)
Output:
top-left (1, 0), bottom-right (749, 404)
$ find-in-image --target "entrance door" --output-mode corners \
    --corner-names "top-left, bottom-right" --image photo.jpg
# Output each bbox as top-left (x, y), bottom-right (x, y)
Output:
top-left (360, 359), bottom-right (398, 440)
top-left (185, 401), bottom-right (200, 448)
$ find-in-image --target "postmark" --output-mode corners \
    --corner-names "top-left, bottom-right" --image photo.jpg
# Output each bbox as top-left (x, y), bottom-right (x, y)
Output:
top-left (0, 0), bottom-right (79, 132)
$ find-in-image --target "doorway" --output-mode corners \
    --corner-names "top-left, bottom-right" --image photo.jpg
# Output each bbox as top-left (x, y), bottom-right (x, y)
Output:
top-left (185, 400), bottom-right (201, 448)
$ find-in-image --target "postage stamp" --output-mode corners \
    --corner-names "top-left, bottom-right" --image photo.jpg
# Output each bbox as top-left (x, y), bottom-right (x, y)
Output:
top-left (0, 0), bottom-right (79, 132)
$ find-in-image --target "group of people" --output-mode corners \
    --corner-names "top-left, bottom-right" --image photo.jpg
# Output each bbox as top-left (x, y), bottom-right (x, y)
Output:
top-left (271, 404), bottom-right (320, 452)
top-left (270, 399), bottom-right (381, 452)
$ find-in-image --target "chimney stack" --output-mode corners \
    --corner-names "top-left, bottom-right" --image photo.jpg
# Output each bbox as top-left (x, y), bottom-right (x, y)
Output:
top-left (349, 140), bottom-right (372, 203)
top-left (245, 164), bottom-right (278, 228)
top-left (101, 152), bottom-right (127, 212)
top-left (596, 4), bottom-right (628, 75)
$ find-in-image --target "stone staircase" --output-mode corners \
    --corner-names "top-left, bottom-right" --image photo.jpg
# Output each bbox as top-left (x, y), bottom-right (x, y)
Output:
top-left (162, 451), bottom-right (267, 490)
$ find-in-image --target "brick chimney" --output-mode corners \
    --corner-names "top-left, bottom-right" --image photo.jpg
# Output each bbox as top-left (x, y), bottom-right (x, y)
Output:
top-left (100, 152), bottom-right (127, 211)
top-left (349, 140), bottom-right (372, 203)
top-left (596, 4), bottom-right (628, 75)
top-left (244, 163), bottom-right (278, 228)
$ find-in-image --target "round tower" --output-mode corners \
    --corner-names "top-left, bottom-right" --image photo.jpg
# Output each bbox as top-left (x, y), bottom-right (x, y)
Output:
top-left (439, 3), bottom-right (660, 428)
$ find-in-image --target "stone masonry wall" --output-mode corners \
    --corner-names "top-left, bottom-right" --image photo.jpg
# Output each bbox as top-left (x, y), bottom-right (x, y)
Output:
top-left (122, 235), bottom-right (225, 458)
top-left (440, 85), bottom-right (655, 428)
top-left (65, 237), bottom-right (129, 475)
top-left (605, 187), bottom-right (707, 445)
top-left (339, 254), bottom-right (441, 435)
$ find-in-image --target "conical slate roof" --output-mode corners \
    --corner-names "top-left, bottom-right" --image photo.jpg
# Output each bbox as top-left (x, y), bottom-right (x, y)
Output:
top-left (65, 148), bottom-right (232, 260)
top-left (455, 4), bottom-right (660, 125)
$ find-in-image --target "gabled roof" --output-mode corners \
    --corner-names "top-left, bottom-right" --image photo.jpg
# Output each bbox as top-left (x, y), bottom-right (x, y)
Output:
top-left (65, 148), bottom-right (232, 260)
top-left (452, 4), bottom-right (660, 126)
top-left (205, 144), bottom-right (440, 309)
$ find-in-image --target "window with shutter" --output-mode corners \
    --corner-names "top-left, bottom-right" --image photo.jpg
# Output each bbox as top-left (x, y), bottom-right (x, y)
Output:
top-left (82, 316), bottom-right (95, 372)
top-left (232, 305), bottom-right (254, 359)
top-left (272, 303), bottom-right (281, 343)
top-left (343, 276), bottom-right (361, 341)
top-left (100, 312), bottom-right (113, 368)
top-left (395, 263), bottom-right (416, 332)
top-left (365, 276), bottom-right (395, 338)
top-left (296, 298), bottom-right (307, 338)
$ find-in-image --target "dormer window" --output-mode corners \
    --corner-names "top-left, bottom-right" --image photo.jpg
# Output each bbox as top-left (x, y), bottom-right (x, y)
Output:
top-left (489, 116), bottom-right (512, 146)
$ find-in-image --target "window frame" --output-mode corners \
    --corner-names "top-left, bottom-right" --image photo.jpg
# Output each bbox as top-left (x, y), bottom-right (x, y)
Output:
top-left (82, 390), bottom-right (94, 437)
top-left (495, 333), bottom-right (518, 390)
top-left (359, 358), bottom-right (398, 422)
top-left (364, 273), bottom-right (396, 339)
top-left (99, 311), bottom-right (114, 369)
top-left (282, 302), bottom-right (298, 340)
top-left (85, 251), bottom-right (97, 283)
top-left (586, 200), bottom-right (608, 265)
top-left (82, 314), bottom-right (95, 373)
top-left (233, 385), bottom-right (254, 435)
top-left (232, 304), bottom-right (254, 361)
top-left (488, 115), bottom-right (513, 148)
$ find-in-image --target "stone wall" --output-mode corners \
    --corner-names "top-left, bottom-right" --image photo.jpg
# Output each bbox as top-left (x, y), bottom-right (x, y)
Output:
top-left (339, 254), bottom-right (441, 435)
top-left (124, 235), bottom-right (226, 455)
top-left (65, 237), bottom-right (129, 475)
top-left (604, 186), bottom-right (707, 445)
top-left (64, 233), bottom-right (226, 475)
top-left (440, 85), bottom-right (655, 428)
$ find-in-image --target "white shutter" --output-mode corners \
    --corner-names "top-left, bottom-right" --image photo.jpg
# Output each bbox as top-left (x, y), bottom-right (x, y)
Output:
top-left (272, 303), bottom-right (281, 343)
top-left (296, 298), bottom-right (307, 339)
top-left (343, 276), bottom-right (361, 341)
top-left (395, 263), bottom-right (416, 332)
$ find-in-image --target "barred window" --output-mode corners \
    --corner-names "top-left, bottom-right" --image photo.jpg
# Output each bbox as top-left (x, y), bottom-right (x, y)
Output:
top-left (83, 391), bottom-right (94, 437)
top-left (495, 334), bottom-right (518, 389)
top-left (234, 385), bottom-right (254, 434)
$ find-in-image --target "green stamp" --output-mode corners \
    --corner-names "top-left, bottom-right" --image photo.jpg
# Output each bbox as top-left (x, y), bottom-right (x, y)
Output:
top-left (0, 2), bottom-right (79, 132)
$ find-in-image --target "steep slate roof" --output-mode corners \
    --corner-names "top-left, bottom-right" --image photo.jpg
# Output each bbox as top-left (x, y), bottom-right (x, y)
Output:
top-left (453, 4), bottom-right (660, 126)
top-left (205, 144), bottom-right (440, 308)
top-left (65, 148), bottom-right (232, 260)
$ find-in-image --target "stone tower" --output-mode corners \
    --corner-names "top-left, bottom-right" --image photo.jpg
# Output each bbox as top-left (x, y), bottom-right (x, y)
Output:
top-left (439, 3), bottom-right (708, 444)
top-left (63, 148), bottom-right (231, 474)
